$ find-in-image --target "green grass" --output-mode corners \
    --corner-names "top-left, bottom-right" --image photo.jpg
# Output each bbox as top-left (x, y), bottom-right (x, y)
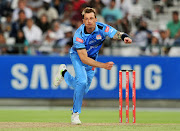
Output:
top-left (0, 109), bottom-right (179, 131)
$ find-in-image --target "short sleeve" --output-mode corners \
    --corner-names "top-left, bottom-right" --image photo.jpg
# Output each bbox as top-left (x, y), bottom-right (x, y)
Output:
top-left (103, 24), bottom-right (117, 38)
top-left (116, 9), bottom-right (123, 20)
top-left (73, 35), bottom-right (85, 49)
top-left (167, 22), bottom-right (170, 29)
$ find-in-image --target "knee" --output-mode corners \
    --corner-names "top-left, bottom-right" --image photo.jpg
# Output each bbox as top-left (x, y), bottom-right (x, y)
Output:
top-left (78, 80), bottom-right (87, 87)
top-left (84, 88), bottom-right (89, 94)
top-left (76, 80), bottom-right (87, 91)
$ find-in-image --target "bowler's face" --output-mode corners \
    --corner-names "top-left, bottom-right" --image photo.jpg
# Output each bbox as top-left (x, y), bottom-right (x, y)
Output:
top-left (83, 12), bottom-right (97, 29)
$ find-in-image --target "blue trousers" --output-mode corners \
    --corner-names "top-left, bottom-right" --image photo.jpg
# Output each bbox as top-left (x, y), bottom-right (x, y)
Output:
top-left (64, 52), bottom-right (95, 113)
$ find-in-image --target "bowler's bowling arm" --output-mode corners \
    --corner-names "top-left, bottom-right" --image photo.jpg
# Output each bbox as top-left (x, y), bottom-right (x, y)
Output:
top-left (112, 31), bottom-right (132, 44)
top-left (112, 31), bottom-right (124, 40)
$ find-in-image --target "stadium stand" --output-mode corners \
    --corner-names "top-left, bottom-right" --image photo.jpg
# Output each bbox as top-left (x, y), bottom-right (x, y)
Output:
top-left (0, 0), bottom-right (180, 56)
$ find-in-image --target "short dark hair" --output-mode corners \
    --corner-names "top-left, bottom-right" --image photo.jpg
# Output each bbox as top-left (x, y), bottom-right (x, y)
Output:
top-left (82, 7), bottom-right (96, 19)
top-left (173, 11), bottom-right (179, 15)
top-left (18, 10), bottom-right (25, 15)
top-left (26, 18), bottom-right (34, 23)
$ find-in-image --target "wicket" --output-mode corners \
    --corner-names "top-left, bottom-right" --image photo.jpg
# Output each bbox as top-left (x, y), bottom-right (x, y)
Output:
top-left (119, 70), bottom-right (136, 123)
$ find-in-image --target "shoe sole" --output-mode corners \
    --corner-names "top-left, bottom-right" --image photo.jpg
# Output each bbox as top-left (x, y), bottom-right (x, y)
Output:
top-left (71, 122), bottom-right (81, 125)
top-left (53, 64), bottom-right (65, 87)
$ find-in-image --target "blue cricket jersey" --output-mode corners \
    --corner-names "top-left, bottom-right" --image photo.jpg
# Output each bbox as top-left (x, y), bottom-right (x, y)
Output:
top-left (70, 22), bottom-right (117, 60)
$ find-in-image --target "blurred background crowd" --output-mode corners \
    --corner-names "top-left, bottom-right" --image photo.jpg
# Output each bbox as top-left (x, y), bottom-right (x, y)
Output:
top-left (0, 0), bottom-right (180, 56)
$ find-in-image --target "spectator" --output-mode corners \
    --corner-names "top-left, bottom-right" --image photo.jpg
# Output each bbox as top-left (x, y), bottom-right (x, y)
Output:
top-left (0, 32), bottom-right (7, 54)
top-left (11, 0), bottom-right (19, 10)
top-left (23, 18), bottom-right (42, 45)
top-left (101, 0), bottom-right (132, 13)
top-left (120, 15), bottom-right (131, 34)
top-left (37, 0), bottom-right (59, 23)
top-left (55, 26), bottom-right (73, 48)
top-left (71, 3), bottom-right (87, 28)
top-left (60, 1), bottom-right (74, 26)
top-left (36, 14), bottom-right (50, 33)
top-left (52, 21), bottom-right (65, 40)
top-left (52, 0), bottom-right (66, 16)
top-left (95, 7), bottom-right (105, 23)
top-left (53, 26), bottom-right (73, 55)
top-left (1, 13), bottom-right (12, 34)
top-left (12, 0), bottom-right (33, 22)
top-left (159, 25), bottom-right (171, 45)
top-left (16, 30), bottom-right (26, 44)
top-left (73, 20), bottom-right (83, 31)
top-left (163, 0), bottom-right (175, 7)
top-left (0, 23), bottom-right (2, 33)
top-left (63, 27), bottom-right (73, 55)
top-left (133, 18), bottom-right (152, 53)
top-left (39, 30), bottom-right (56, 54)
top-left (101, 0), bottom-right (122, 27)
top-left (145, 31), bottom-right (161, 56)
top-left (55, 26), bottom-right (73, 55)
top-left (14, 30), bottom-right (29, 54)
top-left (167, 11), bottom-right (180, 39)
top-left (64, 26), bottom-right (73, 39)
top-left (159, 25), bottom-right (172, 55)
top-left (63, 41), bottom-right (73, 55)
top-left (88, 0), bottom-right (105, 12)
top-left (101, 0), bottom-right (111, 6)
top-left (0, 0), bottom-right (13, 17)
top-left (10, 10), bottom-right (27, 37)
top-left (154, 3), bottom-right (164, 15)
top-left (71, 0), bottom-right (86, 12)
top-left (27, 0), bottom-right (43, 13)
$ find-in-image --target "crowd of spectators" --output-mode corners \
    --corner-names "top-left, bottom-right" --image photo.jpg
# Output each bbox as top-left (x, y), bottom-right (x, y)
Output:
top-left (0, 0), bottom-right (180, 56)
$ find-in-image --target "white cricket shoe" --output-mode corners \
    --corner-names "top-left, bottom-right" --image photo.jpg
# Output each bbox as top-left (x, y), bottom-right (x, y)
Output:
top-left (53, 64), bottom-right (66, 87)
top-left (71, 112), bottom-right (81, 125)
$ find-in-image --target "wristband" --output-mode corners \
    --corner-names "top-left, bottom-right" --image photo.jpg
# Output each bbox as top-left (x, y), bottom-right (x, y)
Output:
top-left (121, 33), bottom-right (129, 41)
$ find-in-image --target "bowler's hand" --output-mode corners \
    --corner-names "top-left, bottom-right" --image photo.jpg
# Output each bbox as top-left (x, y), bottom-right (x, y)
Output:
top-left (124, 37), bottom-right (132, 44)
top-left (104, 62), bottom-right (114, 70)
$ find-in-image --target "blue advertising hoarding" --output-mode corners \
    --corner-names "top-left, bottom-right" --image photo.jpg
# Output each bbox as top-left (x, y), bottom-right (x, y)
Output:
top-left (0, 56), bottom-right (180, 99)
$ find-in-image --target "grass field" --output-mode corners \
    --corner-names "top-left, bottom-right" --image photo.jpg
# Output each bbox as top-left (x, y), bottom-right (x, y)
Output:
top-left (0, 108), bottom-right (179, 131)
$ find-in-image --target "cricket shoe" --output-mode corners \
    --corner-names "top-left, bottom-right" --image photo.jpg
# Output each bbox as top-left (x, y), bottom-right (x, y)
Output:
top-left (53, 64), bottom-right (66, 87)
top-left (71, 112), bottom-right (81, 125)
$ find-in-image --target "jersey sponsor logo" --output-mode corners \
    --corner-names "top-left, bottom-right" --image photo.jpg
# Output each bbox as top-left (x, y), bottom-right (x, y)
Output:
top-left (76, 37), bottom-right (83, 43)
top-left (87, 43), bottom-right (102, 52)
top-left (89, 40), bottom-right (96, 45)
top-left (105, 26), bottom-right (109, 32)
top-left (92, 67), bottom-right (95, 71)
top-left (96, 34), bottom-right (102, 40)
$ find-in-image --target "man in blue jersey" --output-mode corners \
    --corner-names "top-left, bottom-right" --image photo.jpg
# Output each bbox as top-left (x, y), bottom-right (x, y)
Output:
top-left (53, 7), bottom-right (132, 125)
